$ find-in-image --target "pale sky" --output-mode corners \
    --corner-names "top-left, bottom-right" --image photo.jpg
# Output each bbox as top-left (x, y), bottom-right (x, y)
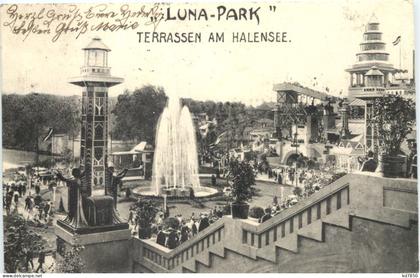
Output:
top-left (0, 0), bottom-right (415, 106)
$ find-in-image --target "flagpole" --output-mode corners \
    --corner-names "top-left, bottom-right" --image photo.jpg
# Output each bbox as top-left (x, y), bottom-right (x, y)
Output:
top-left (400, 38), bottom-right (402, 69)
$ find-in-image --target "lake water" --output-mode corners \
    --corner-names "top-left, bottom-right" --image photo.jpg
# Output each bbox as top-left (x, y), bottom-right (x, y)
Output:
top-left (2, 141), bottom-right (136, 170)
top-left (2, 148), bottom-right (53, 170)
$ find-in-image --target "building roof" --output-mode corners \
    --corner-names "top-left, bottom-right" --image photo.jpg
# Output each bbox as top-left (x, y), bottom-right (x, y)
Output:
top-left (249, 129), bottom-right (273, 136)
top-left (368, 14), bottom-right (379, 24)
top-left (273, 82), bottom-right (338, 101)
top-left (130, 141), bottom-right (153, 152)
top-left (349, 98), bottom-right (365, 107)
top-left (82, 37), bottom-right (111, 52)
top-left (332, 145), bottom-right (365, 156)
top-left (111, 141), bottom-right (153, 155)
top-left (366, 66), bottom-right (384, 76)
top-left (336, 121), bottom-right (365, 137)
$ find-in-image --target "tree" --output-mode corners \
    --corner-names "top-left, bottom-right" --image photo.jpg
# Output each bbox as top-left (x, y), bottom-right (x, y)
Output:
top-left (130, 198), bottom-right (159, 238)
top-left (112, 86), bottom-right (167, 143)
top-left (59, 148), bottom-right (74, 165)
top-left (55, 245), bottom-right (85, 273)
top-left (2, 93), bottom-right (80, 152)
top-left (3, 214), bottom-right (46, 273)
top-left (371, 95), bottom-right (416, 156)
top-left (227, 160), bottom-right (256, 204)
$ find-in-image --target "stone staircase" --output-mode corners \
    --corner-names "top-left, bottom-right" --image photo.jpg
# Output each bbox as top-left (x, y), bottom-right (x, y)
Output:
top-left (177, 206), bottom-right (352, 272)
top-left (132, 173), bottom-right (418, 273)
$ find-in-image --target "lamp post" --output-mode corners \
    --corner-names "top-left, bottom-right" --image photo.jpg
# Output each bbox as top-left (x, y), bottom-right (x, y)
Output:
top-left (291, 125), bottom-right (300, 187)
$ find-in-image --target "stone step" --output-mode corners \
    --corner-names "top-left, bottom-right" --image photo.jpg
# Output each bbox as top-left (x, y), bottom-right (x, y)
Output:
top-left (195, 251), bottom-right (211, 267)
top-left (208, 244), bottom-right (225, 258)
top-left (256, 245), bottom-right (277, 263)
top-left (323, 207), bottom-right (351, 229)
top-left (182, 258), bottom-right (196, 273)
top-left (297, 219), bottom-right (324, 242)
top-left (275, 233), bottom-right (298, 253)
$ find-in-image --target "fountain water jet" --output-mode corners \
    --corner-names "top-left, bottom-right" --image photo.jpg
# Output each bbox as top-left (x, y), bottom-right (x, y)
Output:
top-left (152, 97), bottom-right (200, 195)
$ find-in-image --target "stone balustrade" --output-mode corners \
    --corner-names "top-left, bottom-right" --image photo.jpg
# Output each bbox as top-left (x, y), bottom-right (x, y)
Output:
top-left (131, 173), bottom-right (418, 273)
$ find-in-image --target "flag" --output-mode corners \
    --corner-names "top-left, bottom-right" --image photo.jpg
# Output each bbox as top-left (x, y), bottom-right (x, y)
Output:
top-left (43, 128), bottom-right (54, 142)
top-left (392, 36), bottom-right (401, 46)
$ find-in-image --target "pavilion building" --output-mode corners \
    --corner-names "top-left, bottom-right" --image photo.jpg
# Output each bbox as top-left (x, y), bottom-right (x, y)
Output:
top-left (346, 16), bottom-right (415, 154)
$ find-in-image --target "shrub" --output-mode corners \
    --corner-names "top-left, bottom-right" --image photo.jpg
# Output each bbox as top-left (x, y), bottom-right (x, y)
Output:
top-left (249, 206), bottom-right (265, 219)
top-left (226, 160), bottom-right (256, 204)
top-left (4, 214), bottom-right (46, 272)
top-left (56, 245), bottom-right (85, 273)
top-left (130, 198), bottom-right (159, 228)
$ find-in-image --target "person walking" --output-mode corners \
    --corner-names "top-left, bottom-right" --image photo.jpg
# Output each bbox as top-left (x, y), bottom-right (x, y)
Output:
top-left (43, 202), bottom-right (51, 222)
top-left (191, 220), bottom-right (198, 236)
top-left (24, 247), bottom-right (34, 271)
top-left (211, 175), bottom-right (217, 187)
top-left (22, 183), bottom-right (27, 196)
top-left (35, 183), bottom-right (41, 195)
top-left (18, 183), bottom-right (23, 197)
top-left (180, 225), bottom-right (189, 244)
top-left (198, 214), bottom-right (210, 232)
top-left (128, 209), bottom-right (134, 225)
top-left (35, 247), bottom-right (45, 273)
top-left (259, 208), bottom-right (272, 223)
top-left (277, 173), bottom-right (283, 185)
top-left (133, 214), bottom-right (139, 231)
top-left (166, 228), bottom-right (179, 249)
top-left (13, 191), bottom-right (19, 211)
top-left (25, 196), bottom-right (31, 211)
top-left (360, 151), bottom-right (377, 172)
top-left (38, 205), bottom-right (44, 221)
top-left (5, 192), bottom-right (12, 215)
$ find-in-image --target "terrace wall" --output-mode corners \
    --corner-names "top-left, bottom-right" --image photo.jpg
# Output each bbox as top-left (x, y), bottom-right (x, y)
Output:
top-left (130, 173), bottom-right (418, 273)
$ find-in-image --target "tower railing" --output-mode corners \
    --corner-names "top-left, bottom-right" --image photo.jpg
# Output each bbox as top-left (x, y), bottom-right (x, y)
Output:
top-left (80, 66), bottom-right (111, 75)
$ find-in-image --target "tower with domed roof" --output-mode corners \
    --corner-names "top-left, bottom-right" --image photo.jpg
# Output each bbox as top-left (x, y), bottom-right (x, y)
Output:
top-left (346, 15), bottom-right (396, 99)
top-left (346, 16), bottom-right (400, 154)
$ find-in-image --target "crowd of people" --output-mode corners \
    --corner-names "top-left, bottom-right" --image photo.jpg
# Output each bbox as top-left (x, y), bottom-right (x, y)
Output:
top-left (3, 170), bottom-right (55, 227)
top-left (154, 210), bottom-right (221, 249)
top-left (255, 169), bottom-right (346, 223)
top-left (3, 169), bottom-right (55, 273)
top-left (129, 205), bottom-right (227, 250)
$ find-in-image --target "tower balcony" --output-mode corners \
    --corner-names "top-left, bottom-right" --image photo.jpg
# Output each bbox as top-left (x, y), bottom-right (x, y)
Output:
top-left (80, 66), bottom-right (111, 76)
top-left (349, 86), bottom-right (386, 99)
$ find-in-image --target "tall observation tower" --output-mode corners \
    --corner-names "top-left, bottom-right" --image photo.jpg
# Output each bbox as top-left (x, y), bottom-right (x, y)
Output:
top-left (346, 17), bottom-right (397, 154)
top-left (69, 37), bottom-right (124, 191)
top-left (56, 38), bottom-right (130, 273)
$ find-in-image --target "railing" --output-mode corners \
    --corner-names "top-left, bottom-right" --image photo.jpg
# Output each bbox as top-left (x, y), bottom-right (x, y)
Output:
top-left (241, 179), bottom-right (350, 249)
top-left (136, 220), bottom-right (225, 271)
top-left (132, 173), bottom-right (418, 273)
top-left (80, 66), bottom-right (111, 75)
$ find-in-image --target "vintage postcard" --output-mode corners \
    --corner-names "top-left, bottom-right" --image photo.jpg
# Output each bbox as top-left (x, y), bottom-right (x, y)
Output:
top-left (0, 0), bottom-right (418, 274)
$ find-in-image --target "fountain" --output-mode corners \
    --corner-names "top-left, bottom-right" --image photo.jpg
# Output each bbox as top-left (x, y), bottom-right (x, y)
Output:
top-left (134, 96), bottom-right (218, 198)
top-left (153, 96), bottom-right (200, 195)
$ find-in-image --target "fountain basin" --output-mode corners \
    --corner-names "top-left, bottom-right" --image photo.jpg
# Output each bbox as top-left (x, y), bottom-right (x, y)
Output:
top-left (132, 184), bottom-right (219, 198)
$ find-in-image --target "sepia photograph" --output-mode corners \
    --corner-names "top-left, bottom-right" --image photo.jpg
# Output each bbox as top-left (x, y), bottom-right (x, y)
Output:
top-left (0, 0), bottom-right (418, 274)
